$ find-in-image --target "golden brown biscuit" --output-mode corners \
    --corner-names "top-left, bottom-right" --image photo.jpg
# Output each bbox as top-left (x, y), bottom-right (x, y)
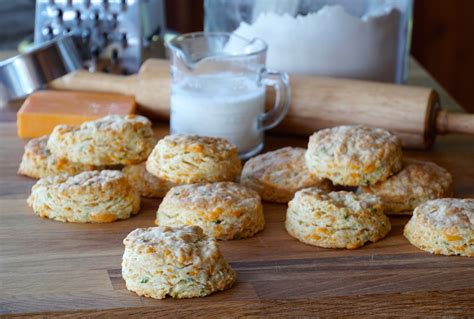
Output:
top-left (27, 170), bottom-right (140, 223)
top-left (241, 147), bottom-right (333, 203)
top-left (122, 225), bottom-right (236, 299)
top-left (286, 188), bottom-right (391, 249)
top-left (47, 115), bottom-right (156, 166)
top-left (156, 182), bottom-right (264, 240)
top-left (358, 159), bottom-right (453, 214)
top-left (18, 135), bottom-right (99, 179)
top-left (404, 198), bottom-right (473, 257)
top-left (122, 162), bottom-right (175, 198)
top-left (305, 125), bottom-right (403, 186)
top-left (146, 134), bottom-right (241, 184)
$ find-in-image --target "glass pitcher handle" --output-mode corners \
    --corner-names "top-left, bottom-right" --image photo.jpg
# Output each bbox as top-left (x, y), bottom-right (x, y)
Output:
top-left (258, 68), bottom-right (291, 131)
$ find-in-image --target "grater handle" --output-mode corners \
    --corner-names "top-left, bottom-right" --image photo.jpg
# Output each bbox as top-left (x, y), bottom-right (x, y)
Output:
top-left (49, 70), bottom-right (137, 96)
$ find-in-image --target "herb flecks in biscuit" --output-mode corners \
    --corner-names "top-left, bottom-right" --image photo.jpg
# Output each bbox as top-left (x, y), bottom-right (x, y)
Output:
top-left (27, 170), bottom-right (140, 223)
top-left (18, 135), bottom-right (100, 179)
top-left (306, 125), bottom-right (402, 186)
top-left (146, 134), bottom-right (241, 184)
top-left (122, 226), bottom-right (236, 299)
top-left (404, 198), bottom-right (473, 257)
top-left (358, 159), bottom-right (453, 214)
top-left (157, 182), bottom-right (264, 240)
top-left (48, 115), bottom-right (156, 166)
top-left (286, 189), bottom-right (391, 249)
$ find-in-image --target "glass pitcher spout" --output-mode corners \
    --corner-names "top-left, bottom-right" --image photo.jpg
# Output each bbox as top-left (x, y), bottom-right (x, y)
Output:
top-left (165, 32), bottom-right (268, 72)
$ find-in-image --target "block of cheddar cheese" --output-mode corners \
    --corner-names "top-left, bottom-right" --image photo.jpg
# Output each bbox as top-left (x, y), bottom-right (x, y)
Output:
top-left (17, 90), bottom-right (136, 138)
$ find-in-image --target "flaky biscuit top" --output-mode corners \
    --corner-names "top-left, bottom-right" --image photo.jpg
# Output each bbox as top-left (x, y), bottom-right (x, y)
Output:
top-left (414, 199), bottom-right (474, 229)
top-left (163, 182), bottom-right (261, 210)
top-left (361, 159), bottom-right (452, 196)
top-left (146, 134), bottom-right (242, 184)
top-left (33, 170), bottom-right (129, 194)
top-left (156, 134), bottom-right (239, 160)
top-left (47, 115), bottom-right (156, 165)
top-left (123, 226), bottom-right (221, 267)
top-left (24, 135), bottom-right (49, 157)
top-left (58, 114), bottom-right (152, 134)
top-left (243, 147), bottom-right (326, 187)
top-left (293, 188), bottom-right (382, 213)
top-left (308, 125), bottom-right (401, 166)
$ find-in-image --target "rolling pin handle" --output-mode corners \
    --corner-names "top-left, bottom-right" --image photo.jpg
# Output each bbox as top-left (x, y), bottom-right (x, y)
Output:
top-left (49, 70), bottom-right (136, 96)
top-left (435, 109), bottom-right (474, 135)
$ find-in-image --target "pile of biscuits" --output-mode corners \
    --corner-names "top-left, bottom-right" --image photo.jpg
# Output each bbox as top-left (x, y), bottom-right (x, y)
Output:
top-left (20, 115), bottom-right (262, 299)
top-left (242, 125), bottom-right (469, 254)
top-left (19, 115), bottom-right (473, 300)
top-left (23, 115), bottom-right (156, 223)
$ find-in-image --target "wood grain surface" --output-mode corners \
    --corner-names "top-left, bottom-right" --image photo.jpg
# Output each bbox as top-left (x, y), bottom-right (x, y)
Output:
top-left (0, 120), bottom-right (473, 318)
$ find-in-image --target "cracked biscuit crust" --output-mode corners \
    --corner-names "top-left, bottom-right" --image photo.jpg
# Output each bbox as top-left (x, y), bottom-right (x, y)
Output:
top-left (122, 226), bottom-right (236, 299)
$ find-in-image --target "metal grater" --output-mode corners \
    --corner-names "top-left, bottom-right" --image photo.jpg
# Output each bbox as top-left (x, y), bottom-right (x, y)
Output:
top-left (34, 0), bottom-right (165, 74)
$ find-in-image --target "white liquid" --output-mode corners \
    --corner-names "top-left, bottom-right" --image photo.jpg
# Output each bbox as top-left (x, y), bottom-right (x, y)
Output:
top-left (226, 5), bottom-right (403, 82)
top-left (170, 73), bottom-right (266, 154)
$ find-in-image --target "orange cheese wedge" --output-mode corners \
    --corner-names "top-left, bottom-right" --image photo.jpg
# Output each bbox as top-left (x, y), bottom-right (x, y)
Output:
top-left (17, 90), bottom-right (136, 138)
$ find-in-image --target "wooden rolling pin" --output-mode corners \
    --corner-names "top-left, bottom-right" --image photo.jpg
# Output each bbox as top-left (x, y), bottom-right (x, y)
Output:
top-left (51, 59), bottom-right (474, 149)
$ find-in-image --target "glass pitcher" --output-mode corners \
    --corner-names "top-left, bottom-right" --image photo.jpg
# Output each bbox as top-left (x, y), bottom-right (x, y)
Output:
top-left (166, 32), bottom-right (290, 159)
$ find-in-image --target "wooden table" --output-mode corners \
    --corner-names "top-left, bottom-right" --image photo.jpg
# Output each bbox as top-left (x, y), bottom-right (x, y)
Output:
top-left (0, 59), bottom-right (473, 318)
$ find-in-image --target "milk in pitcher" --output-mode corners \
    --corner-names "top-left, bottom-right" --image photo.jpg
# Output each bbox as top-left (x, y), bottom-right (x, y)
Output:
top-left (170, 72), bottom-right (266, 155)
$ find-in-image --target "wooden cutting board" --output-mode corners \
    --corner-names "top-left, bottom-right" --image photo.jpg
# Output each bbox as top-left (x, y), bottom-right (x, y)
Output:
top-left (1, 121), bottom-right (473, 318)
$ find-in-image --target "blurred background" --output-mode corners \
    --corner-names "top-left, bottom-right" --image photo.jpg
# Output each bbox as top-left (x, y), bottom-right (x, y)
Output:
top-left (1, 0), bottom-right (472, 113)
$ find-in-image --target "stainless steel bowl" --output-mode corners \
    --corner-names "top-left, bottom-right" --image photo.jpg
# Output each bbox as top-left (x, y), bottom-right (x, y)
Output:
top-left (0, 35), bottom-right (82, 101)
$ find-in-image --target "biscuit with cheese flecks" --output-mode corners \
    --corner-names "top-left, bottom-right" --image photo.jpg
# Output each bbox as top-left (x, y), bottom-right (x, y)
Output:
top-left (18, 135), bottom-right (101, 178)
top-left (27, 170), bottom-right (140, 223)
top-left (47, 115), bottom-right (156, 166)
top-left (305, 125), bottom-right (402, 186)
top-left (404, 198), bottom-right (473, 257)
top-left (358, 159), bottom-right (453, 214)
top-left (286, 188), bottom-right (390, 249)
top-left (122, 225), bottom-right (236, 299)
top-left (146, 134), bottom-right (241, 184)
top-left (241, 147), bottom-right (333, 203)
top-left (123, 162), bottom-right (175, 198)
top-left (156, 182), bottom-right (264, 240)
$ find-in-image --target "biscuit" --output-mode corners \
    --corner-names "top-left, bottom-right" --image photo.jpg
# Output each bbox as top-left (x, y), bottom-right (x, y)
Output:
top-left (241, 147), bottom-right (333, 203)
top-left (305, 125), bottom-right (403, 186)
top-left (27, 170), bottom-right (140, 223)
top-left (122, 162), bottom-right (175, 198)
top-left (286, 188), bottom-right (391, 249)
top-left (47, 115), bottom-right (156, 166)
top-left (156, 182), bottom-right (264, 240)
top-left (404, 198), bottom-right (473, 257)
top-left (18, 135), bottom-right (99, 179)
top-left (358, 159), bottom-right (453, 214)
top-left (146, 134), bottom-right (241, 184)
top-left (122, 225), bottom-right (236, 299)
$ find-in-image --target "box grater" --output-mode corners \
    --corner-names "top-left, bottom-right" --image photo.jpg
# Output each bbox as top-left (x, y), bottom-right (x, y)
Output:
top-left (34, 0), bottom-right (165, 74)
